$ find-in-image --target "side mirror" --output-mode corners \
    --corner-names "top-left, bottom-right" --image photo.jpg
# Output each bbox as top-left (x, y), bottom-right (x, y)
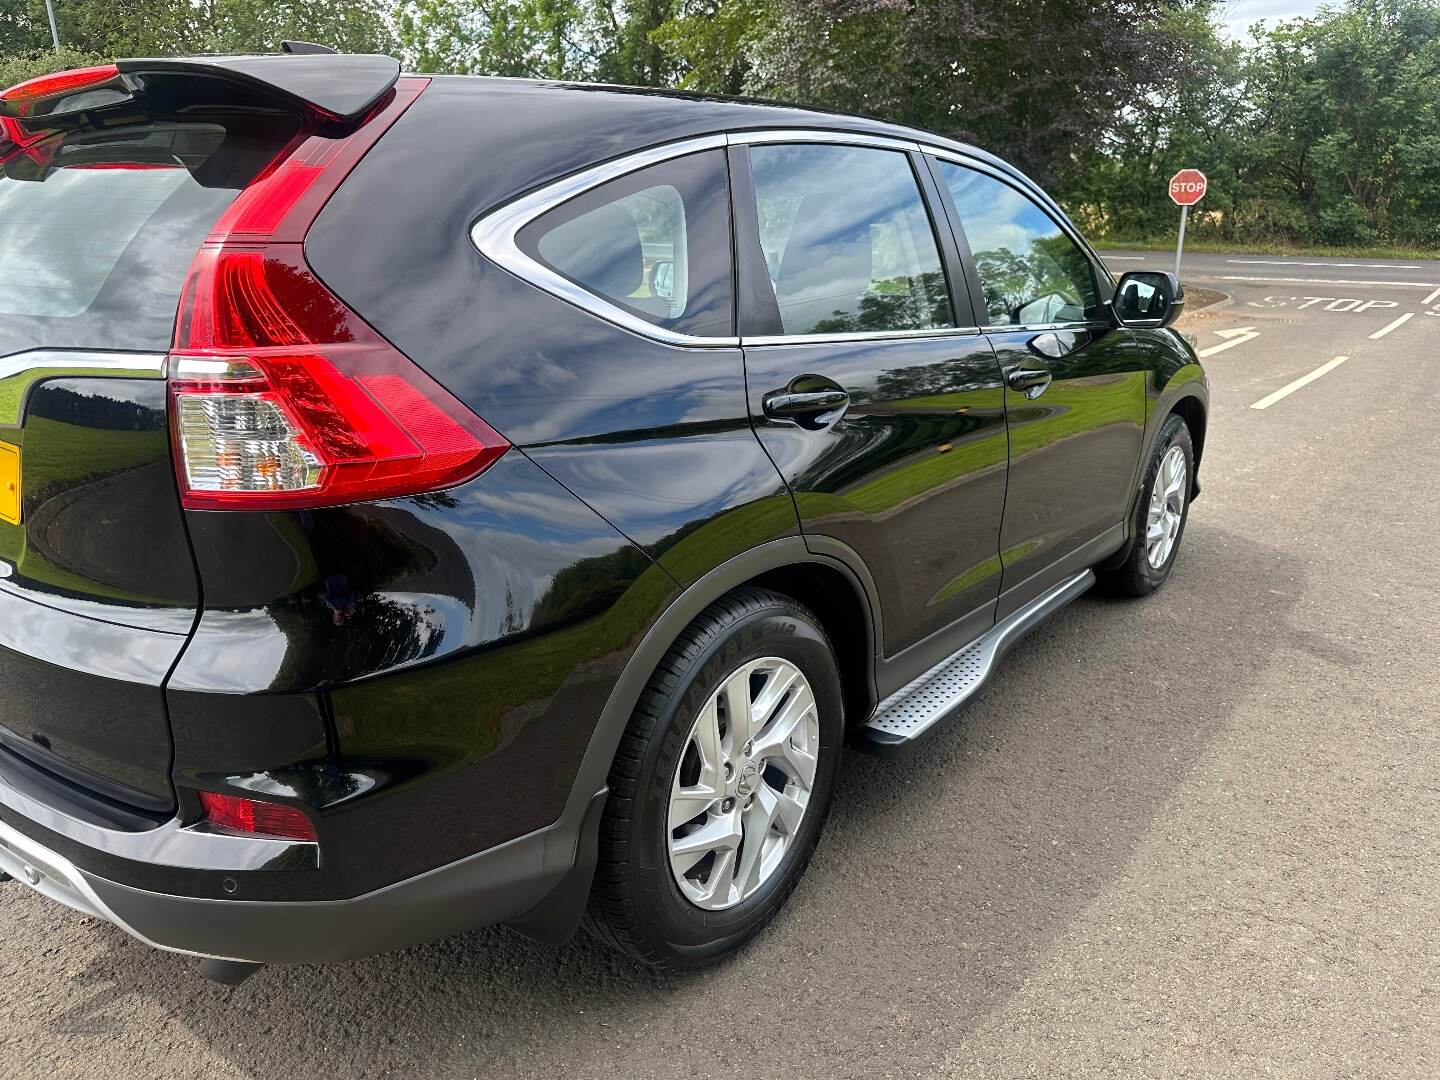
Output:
top-left (1111, 271), bottom-right (1185, 329)
top-left (647, 259), bottom-right (675, 302)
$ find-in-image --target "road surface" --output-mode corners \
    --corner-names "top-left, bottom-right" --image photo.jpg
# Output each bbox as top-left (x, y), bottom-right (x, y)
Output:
top-left (2, 252), bottom-right (1437, 1079)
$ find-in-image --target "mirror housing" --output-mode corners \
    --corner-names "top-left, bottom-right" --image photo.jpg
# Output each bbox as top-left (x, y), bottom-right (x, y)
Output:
top-left (647, 258), bottom-right (675, 302)
top-left (1111, 271), bottom-right (1185, 329)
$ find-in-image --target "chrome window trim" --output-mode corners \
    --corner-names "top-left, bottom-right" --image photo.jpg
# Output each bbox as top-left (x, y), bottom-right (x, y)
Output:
top-left (471, 129), bottom-right (991, 349)
top-left (743, 326), bottom-right (981, 348)
top-left (0, 350), bottom-right (167, 427)
top-left (470, 134), bottom-right (739, 349)
top-left (730, 128), bottom-right (924, 154)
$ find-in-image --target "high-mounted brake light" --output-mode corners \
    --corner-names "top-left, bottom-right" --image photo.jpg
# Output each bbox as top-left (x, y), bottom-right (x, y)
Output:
top-left (168, 77), bottom-right (511, 511)
top-left (1, 64), bottom-right (125, 167)
top-left (197, 790), bottom-right (317, 842)
top-left (2, 65), bottom-right (122, 113)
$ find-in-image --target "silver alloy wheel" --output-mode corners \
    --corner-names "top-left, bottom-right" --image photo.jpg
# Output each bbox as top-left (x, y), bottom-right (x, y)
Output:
top-left (667, 657), bottom-right (820, 910)
top-left (1146, 444), bottom-right (1188, 569)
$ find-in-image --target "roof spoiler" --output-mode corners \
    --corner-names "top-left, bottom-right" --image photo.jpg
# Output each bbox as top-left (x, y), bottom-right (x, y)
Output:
top-left (114, 53), bottom-right (401, 123)
top-left (0, 52), bottom-right (401, 130)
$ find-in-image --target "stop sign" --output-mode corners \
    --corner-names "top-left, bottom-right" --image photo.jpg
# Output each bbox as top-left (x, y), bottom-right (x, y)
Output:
top-left (1169, 169), bottom-right (1208, 206)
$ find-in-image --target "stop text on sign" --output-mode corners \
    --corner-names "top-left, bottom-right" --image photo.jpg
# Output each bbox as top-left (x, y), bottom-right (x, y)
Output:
top-left (1169, 169), bottom-right (1208, 206)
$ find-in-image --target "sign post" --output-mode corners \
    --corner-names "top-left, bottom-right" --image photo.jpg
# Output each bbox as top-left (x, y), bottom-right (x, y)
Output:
top-left (44, 0), bottom-right (60, 49)
top-left (1168, 169), bottom-right (1207, 277)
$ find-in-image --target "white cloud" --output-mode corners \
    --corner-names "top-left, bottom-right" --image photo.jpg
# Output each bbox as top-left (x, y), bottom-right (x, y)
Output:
top-left (1220, 0), bottom-right (1328, 39)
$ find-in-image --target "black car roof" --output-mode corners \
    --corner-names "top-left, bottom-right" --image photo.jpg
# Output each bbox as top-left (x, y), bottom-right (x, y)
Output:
top-left (424, 74), bottom-right (1026, 184)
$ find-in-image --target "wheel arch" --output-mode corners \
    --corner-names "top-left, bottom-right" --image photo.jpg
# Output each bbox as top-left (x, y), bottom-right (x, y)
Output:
top-left (507, 537), bottom-right (880, 943)
top-left (578, 537), bottom-right (879, 807)
top-left (1167, 392), bottom-right (1207, 493)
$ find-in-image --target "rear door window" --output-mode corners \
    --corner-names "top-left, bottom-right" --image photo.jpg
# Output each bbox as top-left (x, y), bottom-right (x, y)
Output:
top-left (0, 118), bottom-right (299, 357)
top-left (518, 149), bottom-right (733, 339)
top-left (745, 143), bottom-right (953, 336)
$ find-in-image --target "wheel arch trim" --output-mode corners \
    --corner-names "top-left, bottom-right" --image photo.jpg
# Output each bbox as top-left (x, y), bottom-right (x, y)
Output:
top-left (563, 537), bottom-right (879, 829)
top-left (508, 537), bottom-right (881, 941)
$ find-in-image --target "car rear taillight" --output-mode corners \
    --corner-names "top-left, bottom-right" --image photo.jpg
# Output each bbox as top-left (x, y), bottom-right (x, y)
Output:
top-left (197, 791), bottom-right (317, 842)
top-left (168, 77), bottom-right (510, 511)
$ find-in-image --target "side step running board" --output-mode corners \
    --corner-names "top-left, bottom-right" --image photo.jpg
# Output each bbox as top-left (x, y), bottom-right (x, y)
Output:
top-left (862, 570), bottom-right (1095, 752)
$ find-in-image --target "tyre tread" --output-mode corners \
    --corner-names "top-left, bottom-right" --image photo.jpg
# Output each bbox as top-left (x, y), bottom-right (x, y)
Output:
top-left (583, 586), bottom-right (828, 967)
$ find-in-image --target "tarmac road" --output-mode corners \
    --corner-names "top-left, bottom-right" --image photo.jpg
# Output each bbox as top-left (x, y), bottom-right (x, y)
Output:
top-left (2, 252), bottom-right (1437, 1079)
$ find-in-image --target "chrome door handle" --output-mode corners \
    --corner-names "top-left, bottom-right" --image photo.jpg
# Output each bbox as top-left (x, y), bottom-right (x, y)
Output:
top-left (763, 389), bottom-right (849, 417)
top-left (1006, 366), bottom-right (1053, 399)
top-left (762, 379), bottom-right (851, 429)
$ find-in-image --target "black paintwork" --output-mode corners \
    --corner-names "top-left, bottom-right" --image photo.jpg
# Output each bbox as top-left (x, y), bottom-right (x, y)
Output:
top-left (745, 334), bottom-right (1009, 655)
top-left (0, 379), bottom-right (196, 809)
top-left (1, 74), bottom-right (1208, 944)
top-left (115, 53), bottom-right (401, 122)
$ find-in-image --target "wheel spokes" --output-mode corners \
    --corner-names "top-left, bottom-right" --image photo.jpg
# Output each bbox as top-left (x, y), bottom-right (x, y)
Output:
top-left (691, 698), bottom-right (724, 788)
top-left (670, 811), bottom-right (740, 876)
top-left (1145, 445), bottom-right (1188, 569)
top-left (718, 666), bottom-right (754, 749)
top-left (746, 663), bottom-right (802, 744)
top-left (669, 785), bottom-right (720, 831)
top-left (668, 656), bottom-right (820, 911)
top-left (734, 785), bottom-right (779, 895)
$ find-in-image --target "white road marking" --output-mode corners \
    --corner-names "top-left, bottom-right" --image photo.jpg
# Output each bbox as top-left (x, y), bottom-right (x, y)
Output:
top-left (1197, 326), bottom-right (1260, 357)
top-left (1218, 276), bottom-right (1439, 289)
top-left (1250, 356), bottom-right (1349, 411)
top-left (1227, 259), bottom-right (1423, 269)
top-left (1425, 285), bottom-right (1440, 305)
top-left (1103, 256), bottom-right (1148, 261)
top-left (1369, 312), bottom-right (1415, 339)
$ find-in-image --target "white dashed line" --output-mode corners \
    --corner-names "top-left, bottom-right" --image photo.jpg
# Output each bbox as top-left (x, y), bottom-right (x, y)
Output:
top-left (1227, 259), bottom-right (1424, 269)
top-left (1369, 313), bottom-right (1415, 340)
top-left (1103, 256), bottom-right (1148, 261)
top-left (1250, 356), bottom-right (1349, 411)
top-left (1219, 276), bottom-right (1440, 289)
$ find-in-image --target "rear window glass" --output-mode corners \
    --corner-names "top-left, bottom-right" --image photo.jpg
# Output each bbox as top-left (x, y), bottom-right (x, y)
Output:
top-left (0, 166), bottom-right (190, 317)
top-left (0, 119), bottom-right (297, 357)
top-left (517, 149), bottom-right (734, 339)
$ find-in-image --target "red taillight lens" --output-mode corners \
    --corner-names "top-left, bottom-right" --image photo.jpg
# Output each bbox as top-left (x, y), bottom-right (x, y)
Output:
top-left (167, 78), bottom-right (510, 511)
top-left (197, 791), bottom-right (317, 842)
top-left (171, 248), bottom-right (507, 510)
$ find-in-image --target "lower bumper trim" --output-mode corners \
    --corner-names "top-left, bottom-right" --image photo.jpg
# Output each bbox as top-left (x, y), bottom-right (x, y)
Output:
top-left (2, 789), bottom-right (609, 966)
top-left (0, 819), bottom-right (249, 962)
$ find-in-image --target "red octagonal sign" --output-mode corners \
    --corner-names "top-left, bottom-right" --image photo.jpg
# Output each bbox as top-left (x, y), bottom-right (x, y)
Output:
top-left (1169, 169), bottom-right (1208, 206)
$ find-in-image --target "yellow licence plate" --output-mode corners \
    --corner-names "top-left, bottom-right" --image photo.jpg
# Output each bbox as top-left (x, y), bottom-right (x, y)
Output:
top-left (0, 442), bottom-right (19, 525)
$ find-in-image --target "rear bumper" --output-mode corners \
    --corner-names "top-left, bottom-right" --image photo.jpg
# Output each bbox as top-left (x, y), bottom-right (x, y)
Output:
top-left (0, 777), bottom-right (606, 966)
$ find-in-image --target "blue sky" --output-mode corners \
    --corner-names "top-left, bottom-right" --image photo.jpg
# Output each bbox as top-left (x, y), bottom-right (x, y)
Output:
top-left (1221, 0), bottom-right (1329, 37)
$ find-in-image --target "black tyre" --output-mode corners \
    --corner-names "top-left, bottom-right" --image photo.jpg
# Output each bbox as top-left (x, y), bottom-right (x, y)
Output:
top-left (1097, 413), bottom-right (1194, 597)
top-left (585, 587), bottom-right (844, 970)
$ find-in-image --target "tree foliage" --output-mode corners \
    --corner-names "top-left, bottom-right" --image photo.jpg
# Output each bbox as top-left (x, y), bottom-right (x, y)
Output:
top-left (0, 0), bottom-right (393, 58)
top-left (4, 0), bottom-right (1439, 249)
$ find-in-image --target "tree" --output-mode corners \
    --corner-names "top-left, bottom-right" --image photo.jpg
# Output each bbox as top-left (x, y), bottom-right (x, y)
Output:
top-left (746, 0), bottom-right (1221, 190)
top-left (1, 0), bottom-right (393, 60)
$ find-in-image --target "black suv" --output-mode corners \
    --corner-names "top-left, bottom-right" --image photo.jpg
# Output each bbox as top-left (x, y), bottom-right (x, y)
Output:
top-left (0, 52), bottom-right (1206, 982)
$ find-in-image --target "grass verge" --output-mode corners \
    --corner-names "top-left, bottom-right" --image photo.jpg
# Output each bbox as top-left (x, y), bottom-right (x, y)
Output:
top-left (1094, 237), bottom-right (1440, 261)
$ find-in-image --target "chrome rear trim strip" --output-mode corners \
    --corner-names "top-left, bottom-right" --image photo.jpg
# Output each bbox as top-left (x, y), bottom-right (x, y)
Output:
top-left (0, 351), bottom-right (166, 427)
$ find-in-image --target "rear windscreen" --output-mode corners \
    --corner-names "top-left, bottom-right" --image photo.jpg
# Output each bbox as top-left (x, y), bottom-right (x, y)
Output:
top-left (0, 117), bottom-right (299, 357)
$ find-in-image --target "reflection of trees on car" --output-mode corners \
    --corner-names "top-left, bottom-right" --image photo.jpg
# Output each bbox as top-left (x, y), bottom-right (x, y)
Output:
top-left (973, 234), bottom-right (1094, 324)
top-left (810, 272), bottom-right (950, 335)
